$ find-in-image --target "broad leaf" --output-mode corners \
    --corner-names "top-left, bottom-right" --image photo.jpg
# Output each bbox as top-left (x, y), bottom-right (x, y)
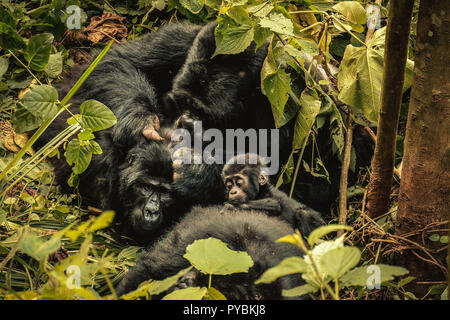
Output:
top-left (11, 104), bottom-right (45, 134)
top-left (45, 52), bottom-right (63, 78)
top-left (319, 246), bottom-right (361, 278)
top-left (213, 24), bottom-right (254, 57)
top-left (24, 33), bottom-right (54, 72)
top-left (18, 229), bottom-right (61, 261)
top-left (183, 237), bottom-right (254, 275)
top-left (332, 1), bottom-right (366, 29)
top-left (88, 210), bottom-right (115, 232)
top-left (340, 264), bottom-right (409, 288)
top-left (308, 224), bottom-right (353, 247)
top-left (259, 13), bottom-right (295, 37)
top-left (79, 100), bottom-right (117, 132)
top-left (263, 69), bottom-right (291, 128)
top-left (0, 22), bottom-right (26, 50)
top-left (162, 286), bottom-right (207, 300)
top-left (205, 287), bottom-right (227, 300)
top-left (20, 85), bottom-right (59, 120)
top-left (65, 139), bottom-right (98, 174)
top-left (255, 256), bottom-right (308, 284)
top-left (180, 0), bottom-right (204, 14)
top-left (282, 283), bottom-right (317, 297)
top-left (0, 57), bottom-right (8, 79)
top-left (147, 267), bottom-right (194, 296)
top-left (292, 89), bottom-right (321, 150)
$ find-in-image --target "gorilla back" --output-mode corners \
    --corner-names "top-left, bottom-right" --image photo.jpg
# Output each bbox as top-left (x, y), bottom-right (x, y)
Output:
top-left (116, 206), bottom-right (308, 300)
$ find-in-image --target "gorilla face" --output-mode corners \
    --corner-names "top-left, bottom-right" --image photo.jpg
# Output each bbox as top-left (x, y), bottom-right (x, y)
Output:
top-left (117, 142), bottom-right (177, 239)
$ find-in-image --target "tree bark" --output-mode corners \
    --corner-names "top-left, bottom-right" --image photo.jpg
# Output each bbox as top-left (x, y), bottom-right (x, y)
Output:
top-left (396, 0), bottom-right (450, 297)
top-left (366, 0), bottom-right (414, 218)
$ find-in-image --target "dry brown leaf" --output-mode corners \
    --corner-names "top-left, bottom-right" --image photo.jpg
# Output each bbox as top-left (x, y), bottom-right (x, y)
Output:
top-left (0, 120), bottom-right (33, 155)
top-left (83, 12), bottom-right (128, 45)
top-left (18, 78), bottom-right (38, 99)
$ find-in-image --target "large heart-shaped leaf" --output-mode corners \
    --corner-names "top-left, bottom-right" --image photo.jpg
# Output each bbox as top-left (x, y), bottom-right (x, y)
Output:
top-left (213, 24), bottom-right (254, 57)
top-left (79, 100), bottom-right (117, 132)
top-left (20, 84), bottom-right (59, 120)
top-left (183, 237), bottom-right (254, 275)
top-left (319, 246), bottom-right (361, 278)
top-left (24, 33), bottom-right (54, 72)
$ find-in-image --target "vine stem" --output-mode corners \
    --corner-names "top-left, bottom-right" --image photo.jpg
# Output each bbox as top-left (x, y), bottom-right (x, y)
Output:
top-left (289, 131), bottom-right (310, 198)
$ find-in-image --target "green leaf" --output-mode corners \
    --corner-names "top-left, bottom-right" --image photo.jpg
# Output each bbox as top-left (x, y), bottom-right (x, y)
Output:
top-left (65, 139), bottom-right (94, 174)
top-left (11, 104), bottom-right (45, 134)
top-left (20, 85), bottom-right (59, 120)
top-left (332, 1), bottom-right (366, 26)
top-left (205, 287), bottom-right (227, 300)
top-left (0, 22), bottom-right (26, 50)
top-left (45, 52), bottom-right (63, 78)
top-left (319, 246), bottom-right (361, 278)
top-left (259, 13), bottom-right (295, 37)
top-left (308, 224), bottom-right (353, 247)
top-left (292, 89), bottom-right (321, 150)
top-left (79, 100), bottom-right (117, 132)
top-left (24, 33), bottom-right (54, 72)
top-left (18, 229), bottom-right (61, 261)
top-left (78, 129), bottom-right (95, 141)
top-left (0, 57), bottom-right (8, 79)
top-left (227, 6), bottom-right (252, 26)
top-left (338, 44), bottom-right (383, 122)
top-left (213, 24), bottom-right (254, 57)
top-left (282, 283), bottom-right (317, 297)
top-left (183, 237), bottom-right (254, 275)
top-left (263, 69), bottom-right (291, 128)
top-left (162, 287), bottom-right (208, 300)
top-left (148, 267), bottom-right (194, 296)
top-left (429, 234), bottom-right (440, 242)
top-left (255, 256), bottom-right (308, 284)
top-left (340, 264), bottom-right (409, 288)
top-left (180, 0), bottom-right (204, 14)
top-left (88, 210), bottom-right (115, 232)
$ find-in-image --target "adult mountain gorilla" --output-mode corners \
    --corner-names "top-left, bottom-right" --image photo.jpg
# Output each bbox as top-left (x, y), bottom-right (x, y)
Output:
top-left (116, 207), bottom-right (308, 300)
top-left (37, 22), bottom-right (276, 243)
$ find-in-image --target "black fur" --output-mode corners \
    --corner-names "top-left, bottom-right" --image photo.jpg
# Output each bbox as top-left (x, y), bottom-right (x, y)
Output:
top-left (115, 207), bottom-right (307, 300)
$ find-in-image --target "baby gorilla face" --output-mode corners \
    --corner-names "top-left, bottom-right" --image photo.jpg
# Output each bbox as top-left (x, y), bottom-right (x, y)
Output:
top-left (224, 173), bottom-right (251, 205)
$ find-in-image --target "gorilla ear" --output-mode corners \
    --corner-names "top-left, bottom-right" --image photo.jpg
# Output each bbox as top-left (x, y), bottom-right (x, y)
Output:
top-left (258, 174), bottom-right (268, 186)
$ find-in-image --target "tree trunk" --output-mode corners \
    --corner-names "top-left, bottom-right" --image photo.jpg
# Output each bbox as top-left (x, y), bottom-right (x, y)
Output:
top-left (396, 0), bottom-right (450, 297)
top-left (366, 0), bottom-right (414, 218)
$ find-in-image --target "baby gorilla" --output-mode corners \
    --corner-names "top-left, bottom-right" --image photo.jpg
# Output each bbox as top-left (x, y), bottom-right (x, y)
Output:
top-left (222, 154), bottom-right (325, 237)
top-left (116, 207), bottom-right (307, 299)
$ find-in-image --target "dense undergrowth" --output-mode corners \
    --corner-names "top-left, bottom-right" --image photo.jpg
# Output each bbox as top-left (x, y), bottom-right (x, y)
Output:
top-left (0, 0), bottom-right (447, 300)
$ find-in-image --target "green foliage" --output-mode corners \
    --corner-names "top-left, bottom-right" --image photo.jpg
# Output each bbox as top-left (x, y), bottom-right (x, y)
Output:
top-left (119, 237), bottom-right (254, 300)
top-left (256, 226), bottom-right (409, 299)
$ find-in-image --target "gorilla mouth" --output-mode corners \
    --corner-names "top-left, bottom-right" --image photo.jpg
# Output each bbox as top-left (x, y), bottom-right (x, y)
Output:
top-left (140, 209), bottom-right (163, 231)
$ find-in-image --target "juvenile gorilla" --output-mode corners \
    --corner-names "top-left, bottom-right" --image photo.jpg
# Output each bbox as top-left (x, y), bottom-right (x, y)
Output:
top-left (116, 207), bottom-right (308, 299)
top-left (221, 154), bottom-right (325, 237)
